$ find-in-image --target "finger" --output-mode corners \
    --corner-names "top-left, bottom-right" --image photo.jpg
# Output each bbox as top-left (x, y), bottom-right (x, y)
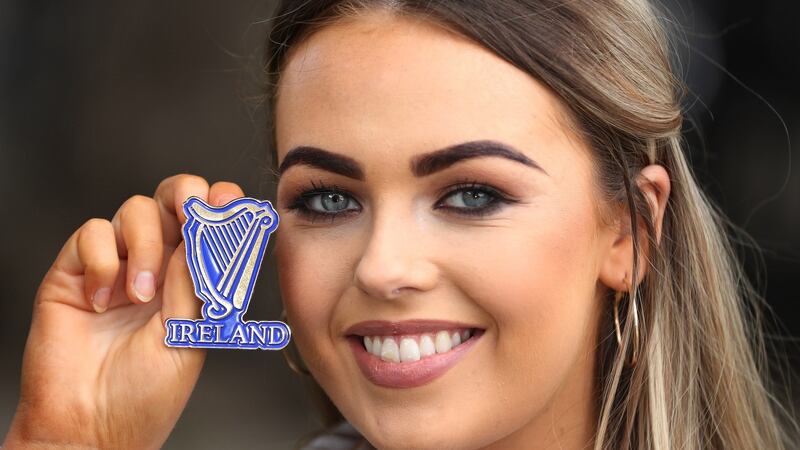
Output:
top-left (208, 181), bottom-right (246, 206)
top-left (79, 219), bottom-right (121, 312)
top-left (153, 174), bottom-right (210, 246)
top-left (50, 218), bottom-right (120, 312)
top-left (146, 242), bottom-right (206, 381)
top-left (160, 242), bottom-right (201, 322)
top-left (111, 195), bottom-right (164, 304)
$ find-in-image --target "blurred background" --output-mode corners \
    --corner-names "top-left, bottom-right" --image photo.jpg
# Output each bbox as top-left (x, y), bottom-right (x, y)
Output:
top-left (1, 0), bottom-right (798, 448)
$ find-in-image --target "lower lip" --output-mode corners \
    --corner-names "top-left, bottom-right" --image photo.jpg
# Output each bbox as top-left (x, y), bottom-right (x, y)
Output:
top-left (347, 330), bottom-right (484, 389)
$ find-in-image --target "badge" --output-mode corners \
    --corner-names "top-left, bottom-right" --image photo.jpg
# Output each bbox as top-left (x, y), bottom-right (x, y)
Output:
top-left (164, 196), bottom-right (290, 350)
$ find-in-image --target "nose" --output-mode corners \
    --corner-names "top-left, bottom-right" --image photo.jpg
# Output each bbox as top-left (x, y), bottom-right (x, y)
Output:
top-left (353, 206), bottom-right (438, 301)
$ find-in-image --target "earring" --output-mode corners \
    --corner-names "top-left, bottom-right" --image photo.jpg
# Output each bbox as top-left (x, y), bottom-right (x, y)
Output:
top-left (280, 309), bottom-right (311, 376)
top-left (613, 289), bottom-right (640, 368)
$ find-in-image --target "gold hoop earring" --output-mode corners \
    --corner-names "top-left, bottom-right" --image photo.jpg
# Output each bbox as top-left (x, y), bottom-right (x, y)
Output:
top-left (613, 289), bottom-right (640, 368)
top-left (280, 309), bottom-right (311, 376)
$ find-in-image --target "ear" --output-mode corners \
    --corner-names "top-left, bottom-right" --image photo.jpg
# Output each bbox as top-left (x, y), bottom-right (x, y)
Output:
top-left (598, 164), bottom-right (671, 291)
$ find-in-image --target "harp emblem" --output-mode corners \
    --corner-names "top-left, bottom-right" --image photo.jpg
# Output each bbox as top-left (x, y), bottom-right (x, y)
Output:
top-left (165, 196), bottom-right (290, 350)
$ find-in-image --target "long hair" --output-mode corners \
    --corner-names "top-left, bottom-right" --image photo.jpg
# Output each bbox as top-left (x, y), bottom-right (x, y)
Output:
top-left (263, 1), bottom-right (797, 448)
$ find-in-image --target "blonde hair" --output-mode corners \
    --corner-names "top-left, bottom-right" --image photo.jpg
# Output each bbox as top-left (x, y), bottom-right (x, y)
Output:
top-left (263, 0), bottom-right (799, 448)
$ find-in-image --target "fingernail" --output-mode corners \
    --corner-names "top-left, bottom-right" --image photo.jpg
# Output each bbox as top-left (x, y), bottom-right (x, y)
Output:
top-left (92, 288), bottom-right (111, 313)
top-left (133, 271), bottom-right (156, 302)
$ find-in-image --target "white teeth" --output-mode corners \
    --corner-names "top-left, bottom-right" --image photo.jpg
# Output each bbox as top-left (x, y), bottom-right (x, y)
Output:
top-left (371, 337), bottom-right (382, 356)
top-left (362, 329), bottom-right (477, 362)
top-left (419, 334), bottom-right (436, 357)
top-left (434, 330), bottom-right (452, 353)
top-left (399, 337), bottom-right (421, 362)
top-left (380, 338), bottom-right (400, 362)
top-left (364, 336), bottom-right (372, 352)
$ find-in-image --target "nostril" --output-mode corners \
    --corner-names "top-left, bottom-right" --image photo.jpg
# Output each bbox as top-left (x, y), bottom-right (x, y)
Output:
top-left (388, 287), bottom-right (417, 299)
top-left (353, 245), bottom-right (439, 301)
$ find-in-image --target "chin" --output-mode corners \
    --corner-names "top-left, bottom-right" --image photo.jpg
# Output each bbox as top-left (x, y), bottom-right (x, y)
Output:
top-left (325, 329), bottom-right (509, 449)
top-left (360, 425), bottom-right (465, 450)
top-left (348, 402), bottom-right (503, 450)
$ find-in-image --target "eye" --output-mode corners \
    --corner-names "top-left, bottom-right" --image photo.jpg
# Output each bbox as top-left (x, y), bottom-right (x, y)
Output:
top-left (441, 189), bottom-right (493, 209)
top-left (435, 181), bottom-right (515, 217)
top-left (286, 180), bottom-right (361, 223)
top-left (305, 191), bottom-right (357, 213)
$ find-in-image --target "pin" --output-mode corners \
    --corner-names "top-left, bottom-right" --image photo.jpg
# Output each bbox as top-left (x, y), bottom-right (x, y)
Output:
top-left (164, 196), bottom-right (290, 350)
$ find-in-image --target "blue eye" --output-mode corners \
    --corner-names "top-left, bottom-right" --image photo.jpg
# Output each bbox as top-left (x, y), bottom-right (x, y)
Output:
top-left (441, 189), bottom-right (493, 209)
top-left (286, 180), bottom-right (361, 223)
top-left (434, 182), bottom-right (511, 217)
top-left (305, 191), bottom-right (358, 213)
top-left (286, 179), bottom-right (514, 223)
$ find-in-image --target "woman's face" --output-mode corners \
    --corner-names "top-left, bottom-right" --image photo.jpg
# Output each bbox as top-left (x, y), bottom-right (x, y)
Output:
top-left (274, 12), bottom-right (616, 450)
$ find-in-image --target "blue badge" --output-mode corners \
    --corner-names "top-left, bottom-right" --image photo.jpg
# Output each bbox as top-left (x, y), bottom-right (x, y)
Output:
top-left (165, 196), bottom-right (290, 350)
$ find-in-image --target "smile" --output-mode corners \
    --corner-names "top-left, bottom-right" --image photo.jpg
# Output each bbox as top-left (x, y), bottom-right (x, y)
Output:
top-left (363, 329), bottom-right (475, 362)
top-left (345, 320), bottom-right (485, 388)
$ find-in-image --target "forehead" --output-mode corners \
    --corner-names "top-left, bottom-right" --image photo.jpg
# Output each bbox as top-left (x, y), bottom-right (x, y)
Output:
top-left (274, 11), bottom-right (575, 171)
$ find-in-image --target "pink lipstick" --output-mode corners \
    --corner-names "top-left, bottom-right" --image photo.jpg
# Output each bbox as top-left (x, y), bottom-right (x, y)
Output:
top-left (345, 320), bottom-right (485, 388)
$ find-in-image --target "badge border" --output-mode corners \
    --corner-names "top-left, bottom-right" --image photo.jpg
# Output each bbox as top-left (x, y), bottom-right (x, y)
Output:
top-left (164, 196), bottom-right (290, 351)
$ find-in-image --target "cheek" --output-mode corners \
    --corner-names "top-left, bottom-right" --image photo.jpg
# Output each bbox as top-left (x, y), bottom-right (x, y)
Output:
top-left (440, 201), bottom-right (602, 397)
top-left (274, 227), bottom-right (359, 365)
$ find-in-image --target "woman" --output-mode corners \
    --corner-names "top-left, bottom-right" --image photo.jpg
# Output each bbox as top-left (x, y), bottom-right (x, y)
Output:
top-left (3, 0), bottom-right (796, 448)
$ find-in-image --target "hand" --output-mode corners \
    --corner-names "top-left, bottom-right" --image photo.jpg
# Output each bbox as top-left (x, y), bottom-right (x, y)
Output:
top-left (4, 175), bottom-right (246, 449)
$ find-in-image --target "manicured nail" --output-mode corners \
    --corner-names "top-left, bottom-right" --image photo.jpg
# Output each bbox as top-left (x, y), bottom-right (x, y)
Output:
top-left (92, 288), bottom-right (111, 313)
top-left (133, 271), bottom-right (156, 302)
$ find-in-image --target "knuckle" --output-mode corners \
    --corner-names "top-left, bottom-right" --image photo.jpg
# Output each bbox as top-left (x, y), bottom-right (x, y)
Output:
top-left (176, 173), bottom-right (208, 190)
top-left (132, 235), bottom-right (163, 253)
top-left (82, 217), bottom-right (112, 234)
top-left (119, 195), bottom-right (157, 222)
top-left (124, 194), bottom-right (156, 211)
top-left (86, 257), bottom-right (118, 275)
top-left (211, 180), bottom-right (236, 190)
top-left (155, 175), bottom-right (176, 193)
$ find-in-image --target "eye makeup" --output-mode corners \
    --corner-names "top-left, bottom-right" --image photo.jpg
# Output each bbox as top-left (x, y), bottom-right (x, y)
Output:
top-left (432, 178), bottom-right (519, 218)
top-left (283, 177), bottom-right (520, 224)
top-left (285, 179), bottom-right (362, 224)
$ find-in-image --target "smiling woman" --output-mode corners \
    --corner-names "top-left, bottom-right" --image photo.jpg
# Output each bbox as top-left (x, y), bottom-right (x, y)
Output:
top-left (3, 0), bottom-right (797, 449)
top-left (265, 1), bottom-right (796, 449)
top-left (271, 13), bottom-right (613, 448)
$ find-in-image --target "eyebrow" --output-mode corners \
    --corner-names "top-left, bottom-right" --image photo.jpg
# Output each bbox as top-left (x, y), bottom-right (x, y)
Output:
top-left (410, 140), bottom-right (546, 177)
top-left (277, 140), bottom-right (546, 180)
top-left (278, 145), bottom-right (365, 180)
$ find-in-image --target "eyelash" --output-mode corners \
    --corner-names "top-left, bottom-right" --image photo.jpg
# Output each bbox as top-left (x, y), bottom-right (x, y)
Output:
top-left (434, 178), bottom-right (516, 217)
top-left (286, 179), bottom-right (359, 224)
top-left (285, 177), bottom-right (517, 223)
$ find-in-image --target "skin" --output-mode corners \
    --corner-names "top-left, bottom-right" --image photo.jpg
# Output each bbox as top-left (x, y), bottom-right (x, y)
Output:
top-left (4, 10), bottom-right (670, 450)
top-left (273, 11), bottom-right (670, 450)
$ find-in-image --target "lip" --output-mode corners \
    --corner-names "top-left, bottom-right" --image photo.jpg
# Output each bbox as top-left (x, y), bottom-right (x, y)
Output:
top-left (344, 319), bottom-right (482, 336)
top-left (345, 320), bottom-right (485, 389)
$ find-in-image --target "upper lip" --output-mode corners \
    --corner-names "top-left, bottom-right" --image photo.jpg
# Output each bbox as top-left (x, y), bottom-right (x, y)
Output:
top-left (344, 319), bottom-right (484, 337)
